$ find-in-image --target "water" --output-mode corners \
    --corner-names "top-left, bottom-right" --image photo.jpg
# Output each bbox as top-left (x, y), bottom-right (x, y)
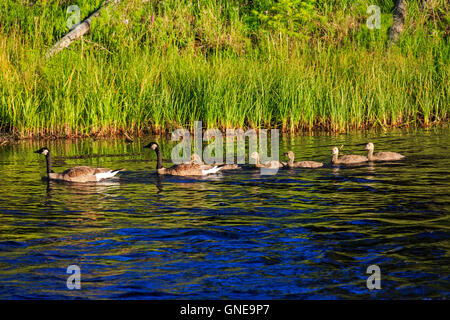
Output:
top-left (0, 128), bottom-right (449, 299)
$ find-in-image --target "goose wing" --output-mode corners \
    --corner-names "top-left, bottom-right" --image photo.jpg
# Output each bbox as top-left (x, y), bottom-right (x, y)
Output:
top-left (339, 155), bottom-right (368, 164)
top-left (165, 163), bottom-right (221, 176)
top-left (374, 152), bottom-right (404, 161)
top-left (60, 166), bottom-right (121, 181)
top-left (165, 163), bottom-right (203, 176)
top-left (293, 161), bottom-right (323, 168)
top-left (62, 166), bottom-right (98, 177)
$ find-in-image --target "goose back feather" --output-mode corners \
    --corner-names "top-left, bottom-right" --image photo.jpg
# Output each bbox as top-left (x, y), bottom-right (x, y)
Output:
top-left (284, 151), bottom-right (323, 168)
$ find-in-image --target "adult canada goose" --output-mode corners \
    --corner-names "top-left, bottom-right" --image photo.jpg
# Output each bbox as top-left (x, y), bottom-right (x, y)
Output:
top-left (250, 152), bottom-right (287, 169)
top-left (144, 142), bottom-right (221, 176)
top-left (283, 151), bottom-right (323, 168)
top-left (189, 153), bottom-right (241, 171)
top-left (365, 142), bottom-right (405, 161)
top-left (34, 147), bottom-right (124, 183)
top-left (331, 146), bottom-right (368, 165)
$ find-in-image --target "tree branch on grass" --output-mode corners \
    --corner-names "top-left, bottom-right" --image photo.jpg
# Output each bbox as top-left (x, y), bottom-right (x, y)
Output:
top-left (46, 0), bottom-right (120, 58)
top-left (388, 0), bottom-right (407, 46)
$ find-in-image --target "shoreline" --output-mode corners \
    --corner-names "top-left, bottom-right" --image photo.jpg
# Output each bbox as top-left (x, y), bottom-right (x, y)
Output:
top-left (1, 122), bottom-right (448, 145)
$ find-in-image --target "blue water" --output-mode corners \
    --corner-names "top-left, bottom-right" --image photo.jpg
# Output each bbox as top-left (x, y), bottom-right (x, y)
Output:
top-left (0, 129), bottom-right (449, 299)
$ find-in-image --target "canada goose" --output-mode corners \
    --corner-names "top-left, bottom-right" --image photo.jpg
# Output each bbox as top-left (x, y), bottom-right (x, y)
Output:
top-left (34, 147), bottom-right (125, 183)
top-left (144, 142), bottom-right (221, 176)
top-left (249, 152), bottom-right (287, 169)
top-left (365, 142), bottom-right (405, 161)
top-left (331, 146), bottom-right (368, 165)
top-left (283, 151), bottom-right (323, 168)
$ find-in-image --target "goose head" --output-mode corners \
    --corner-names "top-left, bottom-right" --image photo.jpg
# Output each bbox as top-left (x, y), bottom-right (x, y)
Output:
top-left (283, 151), bottom-right (294, 160)
top-left (249, 152), bottom-right (259, 160)
top-left (34, 147), bottom-right (50, 156)
top-left (144, 142), bottom-right (159, 150)
top-left (331, 146), bottom-right (339, 156)
top-left (365, 142), bottom-right (374, 151)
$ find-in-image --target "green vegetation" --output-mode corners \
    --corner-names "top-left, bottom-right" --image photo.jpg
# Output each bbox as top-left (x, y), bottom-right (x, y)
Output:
top-left (0, 0), bottom-right (448, 137)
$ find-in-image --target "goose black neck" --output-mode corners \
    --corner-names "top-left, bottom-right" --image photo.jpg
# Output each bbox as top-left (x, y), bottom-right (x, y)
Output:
top-left (154, 146), bottom-right (163, 170)
top-left (45, 151), bottom-right (53, 176)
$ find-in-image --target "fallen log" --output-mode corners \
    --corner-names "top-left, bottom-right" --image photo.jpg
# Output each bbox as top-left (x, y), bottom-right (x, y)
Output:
top-left (46, 0), bottom-right (120, 58)
top-left (388, 0), bottom-right (407, 46)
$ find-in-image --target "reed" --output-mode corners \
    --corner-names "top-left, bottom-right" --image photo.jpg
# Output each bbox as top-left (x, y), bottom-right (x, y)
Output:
top-left (0, 0), bottom-right (448, 138)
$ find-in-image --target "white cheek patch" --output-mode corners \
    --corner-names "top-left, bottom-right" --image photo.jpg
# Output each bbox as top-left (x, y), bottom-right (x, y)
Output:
top-left (42, 150), bottom-right (49, 155)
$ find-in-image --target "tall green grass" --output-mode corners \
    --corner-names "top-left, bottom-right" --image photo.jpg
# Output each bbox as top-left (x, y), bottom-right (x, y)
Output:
top-left (0, 0), bottom-right (448, 137)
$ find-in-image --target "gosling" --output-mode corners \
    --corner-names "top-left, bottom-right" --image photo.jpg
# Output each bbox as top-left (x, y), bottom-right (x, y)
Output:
top-left (250, 152), bottom-right (287, 169)
top-left (283, 151), bottom-right (323, 168)
top-left (365, 142), bottom-right (405, 162)
top-left (331, 146), bottom-right (368, 165)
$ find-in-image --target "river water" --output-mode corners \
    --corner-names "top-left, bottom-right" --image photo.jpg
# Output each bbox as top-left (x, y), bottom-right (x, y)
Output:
top-left (0, 128), bottom-right (448, 299)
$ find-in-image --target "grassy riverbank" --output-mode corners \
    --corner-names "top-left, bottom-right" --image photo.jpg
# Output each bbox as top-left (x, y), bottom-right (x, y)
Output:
top-left (0, 0), bottom-right (448, 138)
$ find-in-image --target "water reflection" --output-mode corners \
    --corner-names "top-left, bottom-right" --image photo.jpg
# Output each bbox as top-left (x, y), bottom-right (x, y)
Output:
top-left (0, 128), bottom-right (448, 299)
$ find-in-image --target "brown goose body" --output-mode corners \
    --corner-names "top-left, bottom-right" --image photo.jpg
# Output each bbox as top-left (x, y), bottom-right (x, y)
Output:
top-left (156, 163), bottom-right (220, 176)
top-left (145, 143), bottom-right (221, 176)
top-left (331, 147), bottom-right (368, 165)
top-left (49, 166), bottom-right (120, 183)
top-left (35, 148), bottom-right (124, 183)
top-left (190, 154), bottom-right (241, 171)
top-left (365, 143), bottom-right (405, 162)
top-left (284, 151), bottom-right (323, 168)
